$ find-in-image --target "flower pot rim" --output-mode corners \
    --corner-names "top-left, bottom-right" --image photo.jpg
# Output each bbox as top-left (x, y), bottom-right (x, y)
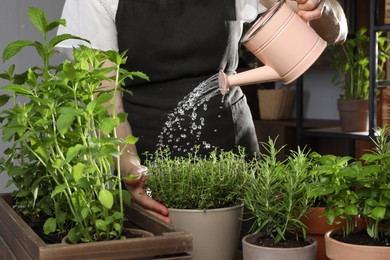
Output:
top-left (325, 228), bottom-right (390, 250)
top-left (242, 233), bottom-right (317, 251)
top-left (168, 203), bottom-right (244, 213)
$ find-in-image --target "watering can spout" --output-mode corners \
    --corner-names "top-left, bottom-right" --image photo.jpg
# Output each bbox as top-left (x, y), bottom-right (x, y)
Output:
top-left (218, 67), bottom-right (281, 95)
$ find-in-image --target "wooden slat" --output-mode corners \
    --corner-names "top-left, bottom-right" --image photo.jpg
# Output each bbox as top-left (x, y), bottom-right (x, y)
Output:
top-left (0, 236), bottom-right (18, 260)
top-left (40, 233), bottom-right (192, 260)
top-left (0, 195), bottom-right (44, 259)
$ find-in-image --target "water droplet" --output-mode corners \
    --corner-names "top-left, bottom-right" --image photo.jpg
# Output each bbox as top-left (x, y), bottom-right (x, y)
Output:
top-left (156, 73), bottom-right (221, 154)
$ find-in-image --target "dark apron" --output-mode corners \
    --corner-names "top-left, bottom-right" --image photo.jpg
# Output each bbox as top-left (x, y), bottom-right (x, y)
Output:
top-left (116, 0), bottom-right (259, 161)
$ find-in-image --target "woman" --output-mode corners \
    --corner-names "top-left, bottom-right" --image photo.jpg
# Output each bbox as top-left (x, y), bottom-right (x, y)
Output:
top-left (57, 0), bottom-right (347, 222)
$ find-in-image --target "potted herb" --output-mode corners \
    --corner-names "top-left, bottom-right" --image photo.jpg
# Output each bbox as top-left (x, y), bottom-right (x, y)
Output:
top-left (0, 7), bottom-right (192, 259)
top-left (0, 7), bottom-right (145, 244)
top-left (327, 27), bottom-right (390, 132)
top-left (145, 147), bottom-right (250, 260)
top-left (310, 126), bottom-right (390, 259)
top-left (240, 137), bottom-right (317, 260)
top-left (303, 152), bottom-right (349, 260)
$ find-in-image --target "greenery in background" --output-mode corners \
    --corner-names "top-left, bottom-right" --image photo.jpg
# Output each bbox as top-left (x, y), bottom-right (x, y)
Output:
top-left (327, 27), bottom-right (390, 100)
top-left (145, 147), bottom-right (250, 210)
top-left (310, 126), bottom-right (390, 240)
top-left (0, 7), bottom-right (146, 243)
top-left (241, 138), bottom-right (316, 244)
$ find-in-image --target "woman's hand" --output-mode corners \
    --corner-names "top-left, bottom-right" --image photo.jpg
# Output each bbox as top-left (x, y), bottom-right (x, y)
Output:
top-left (292, 0), bottom-right (325, 21)
top-left (124, 164), bottom-right (172, 224)
top-left (289, 0), bottom-right (348, 44)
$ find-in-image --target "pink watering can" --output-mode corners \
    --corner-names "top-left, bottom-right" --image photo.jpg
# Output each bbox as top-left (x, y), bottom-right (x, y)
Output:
top-left (219, 0), bottom-right (327, 95)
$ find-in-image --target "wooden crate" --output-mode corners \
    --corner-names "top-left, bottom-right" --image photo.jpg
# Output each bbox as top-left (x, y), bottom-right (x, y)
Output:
top-left (386, 0), bottom-right (390, 24)
top-left (0, 194), bottom-right (192, 260)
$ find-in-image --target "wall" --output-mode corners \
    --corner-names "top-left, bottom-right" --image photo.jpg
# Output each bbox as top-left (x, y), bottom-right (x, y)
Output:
top-left (302, 68), bottom-right (340, 120)
top-left (0, 1), bottom-right (341, 193)
top-left (0, 0), bottom-right (65, 193)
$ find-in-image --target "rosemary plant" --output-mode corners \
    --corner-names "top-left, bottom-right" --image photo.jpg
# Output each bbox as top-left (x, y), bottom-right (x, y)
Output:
top-left (242, 138), bottom-right (315, 244)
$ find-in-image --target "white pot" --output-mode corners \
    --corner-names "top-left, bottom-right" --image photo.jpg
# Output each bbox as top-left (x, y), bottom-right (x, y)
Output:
top-left (169, 204), bottom-right (244, 260)
top-left (242, 233), bottom-right (317, 260)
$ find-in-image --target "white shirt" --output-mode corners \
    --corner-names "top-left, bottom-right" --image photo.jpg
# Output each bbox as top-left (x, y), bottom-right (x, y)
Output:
top-left (57, 0), bottom-right (266, 56)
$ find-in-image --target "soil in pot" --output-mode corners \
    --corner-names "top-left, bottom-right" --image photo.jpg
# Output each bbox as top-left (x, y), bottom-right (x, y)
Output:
top-left (330, 229), bottom-right (390, 247)
top-left (251, 232), bottom-right (310, 248)
top-left (24, 218), bottom-right (64, 244)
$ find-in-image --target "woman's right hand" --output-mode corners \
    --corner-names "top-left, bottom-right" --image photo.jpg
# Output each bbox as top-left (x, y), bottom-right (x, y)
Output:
top-left (123, 164), bottom-right (172, 224)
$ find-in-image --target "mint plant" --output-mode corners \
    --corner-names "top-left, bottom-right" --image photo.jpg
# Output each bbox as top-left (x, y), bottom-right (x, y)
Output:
top-left (0, 7), bottom-right (147, 243)
top-left (309, 126), bottom-right (390, 240)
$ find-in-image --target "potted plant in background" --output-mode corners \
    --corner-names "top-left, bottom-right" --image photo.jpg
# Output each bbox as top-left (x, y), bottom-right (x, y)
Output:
top-left (310, 126), bottom-right (390, 259)
top-left (327, 27), bottom-right (390, 132)
top-left (145, 147), bottom-right (250, 260)
top-left (240, 137), bottom-right (317, 260)
top-left (0, 7), bottom-right (192, 259)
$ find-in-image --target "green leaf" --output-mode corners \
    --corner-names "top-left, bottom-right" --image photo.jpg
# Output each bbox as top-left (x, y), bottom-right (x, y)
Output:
top-left (2, 40), bottom-right (35, 62)
top-left (122, 190), bottom-right (131, 205)
top-left (117, 112), bottom-right (127, 123)
top-left (63, 144), bottom-right (84, 166)
top-left (72, 163), bottom-right (85, 183)
top-left (28, 7), bottom-right (47, 33)
top-left (51, 184), bottom-right (67, 198)
top-left (125, 135), bottom-right (138, 145)
top-left (67, 228), bottom-right (78, 244)
top-left (86, 100), bottom-right (97, 114)
top-left (49, 33), bottom-right (89, 49)
top-left (95, 93), bottom-right (113, 105)
top-left (26, 68), bottom-right (37, 87)
top-left (2, 84), bottom-right (33, 96)
top-left (371, 207), bottom-right (386, 220)
top-left (81, 207), bottom-right (89, 220)
top-left (344, 205), bottom-right (358, 216)
top-left (113, 222), bottom-right (122, 232)
top-left (45, 19), bottom-right (66, 33)
top-left (57, 107), bottom-right (82, 135)
top-left (98, 188), bottom-right (114, 209)
top-left (95, 219), bottom-right (107, 231)
top-left (30, 135), bottom-right (49, 163)
top-left (43, 218), bottom-right (57, 234)
top-left (101, 117), bottom-right (120, 135)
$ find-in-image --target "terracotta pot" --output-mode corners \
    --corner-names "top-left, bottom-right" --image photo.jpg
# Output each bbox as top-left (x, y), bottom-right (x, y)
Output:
top-left (242, 233), bottom-right (317, 260)
top-left (169, 204), bottom-right (244, 260)
top-left (337, 99), bottom-right (368, 132)
top-left (301, 207), bottom-right (345, 260)
top-left (325, 228), bottom-right (390, 260)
